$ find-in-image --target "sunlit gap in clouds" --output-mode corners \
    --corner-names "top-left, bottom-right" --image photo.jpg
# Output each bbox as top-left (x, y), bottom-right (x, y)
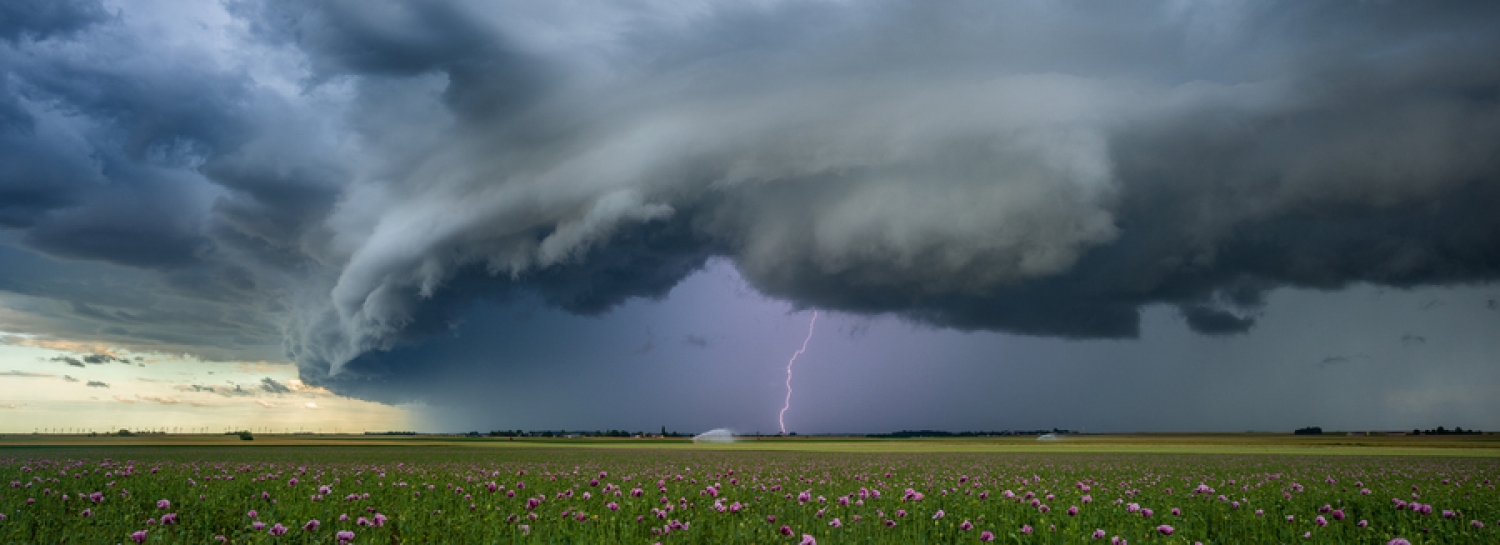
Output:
top-left (0, 335), bottom-right (418, 433)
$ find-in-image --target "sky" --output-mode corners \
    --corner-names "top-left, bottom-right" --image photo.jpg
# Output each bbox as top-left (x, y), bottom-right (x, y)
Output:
top-left (1, 0), bottom-right (1499, 434)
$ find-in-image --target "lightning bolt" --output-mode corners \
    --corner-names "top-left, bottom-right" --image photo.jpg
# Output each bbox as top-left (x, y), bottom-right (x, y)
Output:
top-left (778, 310), bottom-right (819, 435)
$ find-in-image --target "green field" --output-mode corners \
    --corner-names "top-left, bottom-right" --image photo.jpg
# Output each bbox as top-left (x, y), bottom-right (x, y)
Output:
top-left (2, 435), bottom-right (1497, 543)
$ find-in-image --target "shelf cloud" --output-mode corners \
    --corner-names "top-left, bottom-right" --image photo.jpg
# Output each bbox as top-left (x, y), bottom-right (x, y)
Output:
top-left (0, 0), bottom-right (1497, 415)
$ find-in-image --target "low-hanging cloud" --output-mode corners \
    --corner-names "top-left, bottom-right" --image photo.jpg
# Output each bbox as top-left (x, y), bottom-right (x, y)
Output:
top-left (0, 0), bottom-right (1497, 400)
top-left (260, 377), bottom-right (292, 394)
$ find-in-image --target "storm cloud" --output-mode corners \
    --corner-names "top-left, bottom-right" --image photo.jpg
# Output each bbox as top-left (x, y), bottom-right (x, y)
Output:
top-left (0, 0), bottom-right (1498, 414)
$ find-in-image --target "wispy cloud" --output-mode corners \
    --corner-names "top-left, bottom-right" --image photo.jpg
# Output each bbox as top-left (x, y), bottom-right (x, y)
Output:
top-left (286, 379), bottom-right (333, 396)
top-left (86, 380), bottom-right (109, 388)
top-left (0, 336), bottom-right (124, 357)
top-left (255, 400), bottom-right (276, 408)
top-left (0, 370), bottom-right (53, 378)
top-left (0, 403), bottom-right (19, 409)
top-left (175, 383), bottom-right (253, 397)
top-left (113, 395), bottom-right (135, 403)
top-left (138, 395), bottom-right (181, 405)
top-left (303, 402), bottom-right (320, 410)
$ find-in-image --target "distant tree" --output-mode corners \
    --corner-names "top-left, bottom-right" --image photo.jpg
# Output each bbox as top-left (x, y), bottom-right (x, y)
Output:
top-left (238, 430), bottom-right (254, 441)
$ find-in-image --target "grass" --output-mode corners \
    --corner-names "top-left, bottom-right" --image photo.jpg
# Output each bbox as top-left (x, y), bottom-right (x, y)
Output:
top-left (2, 437), bottom-right (1497, 543)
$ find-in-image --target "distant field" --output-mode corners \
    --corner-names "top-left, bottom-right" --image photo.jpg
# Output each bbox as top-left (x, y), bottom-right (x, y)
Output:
top-left (4, 432), bottom-right (1499, 457)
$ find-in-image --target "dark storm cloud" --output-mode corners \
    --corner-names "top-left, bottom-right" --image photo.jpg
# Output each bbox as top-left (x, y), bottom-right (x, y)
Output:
top-left (683, 334), bottom-right (709, 349)
top-left (0, 0), bottom-right (1498, 398)
top-left (0, 0), bottom-right (107, 43)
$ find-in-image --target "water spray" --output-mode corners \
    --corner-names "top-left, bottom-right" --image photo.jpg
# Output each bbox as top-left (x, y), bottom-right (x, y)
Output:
top-left (778, 310), bottom-right (819, 435)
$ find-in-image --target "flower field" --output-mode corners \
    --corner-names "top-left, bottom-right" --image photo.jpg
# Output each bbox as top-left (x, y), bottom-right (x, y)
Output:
top-left (2, 446), bottom-right (1497, 543)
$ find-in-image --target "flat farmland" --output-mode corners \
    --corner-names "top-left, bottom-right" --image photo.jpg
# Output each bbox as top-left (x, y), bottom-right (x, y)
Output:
top-left (2, 435), bottom-right (1498, 543)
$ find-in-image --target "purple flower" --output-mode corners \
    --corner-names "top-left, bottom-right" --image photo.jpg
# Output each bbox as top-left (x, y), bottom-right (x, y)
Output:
top-left (829, 518), bottom-right (842, 528)
top-left (1315, 515), bottom-right (1327, 527)
top-left (81, 508), bottom-right (93, 517)
top-left (1092, 529), bottom-right (1107, 539)
top-left (1358, 519), bottom-right (1368, 527)
top-left (269, 523), bottom-right (287, 536)
top-left (303, 519), bottom-right (320, 531)
top-left (1157, 525), bottom-right (1174, 536)
top-left (1170, 508), bottom-right (1181, 516)
top-left (336, 530), bottom-right (355, 543)
top-left (1387, 539), bottom-right (1412, 545)
top-left (156, 499), bottom-right (170, 509)
top-left (933, 509), bottom-right (945, 519)
top-left (884, 519), bottom-right (897, 527)
top-left (1021, 525), bottom-right (1033, 534)
top-left (979, 530), bottom-right (995, 542)
top-left (160, 513), bottom-right (178, 525)
top-left (1140, 508), bottom-right (1153, 518)
top-left (799, 534), bottom-right (817, 545)
top-left (252, 521), bottom-right (266, 531)
top-left (780, 525), bottom-right (793, 536)
top-left (129, 530), bottom-right (148, 544)
top-left (247, 510), bottom-right (258, 519)
top-left (1470, 520), bottom-right (1483, 529)
top-left (1068, 506), bottom-right (1079, 516)
top-left (1332, 509), bottom-right (1345, 520)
